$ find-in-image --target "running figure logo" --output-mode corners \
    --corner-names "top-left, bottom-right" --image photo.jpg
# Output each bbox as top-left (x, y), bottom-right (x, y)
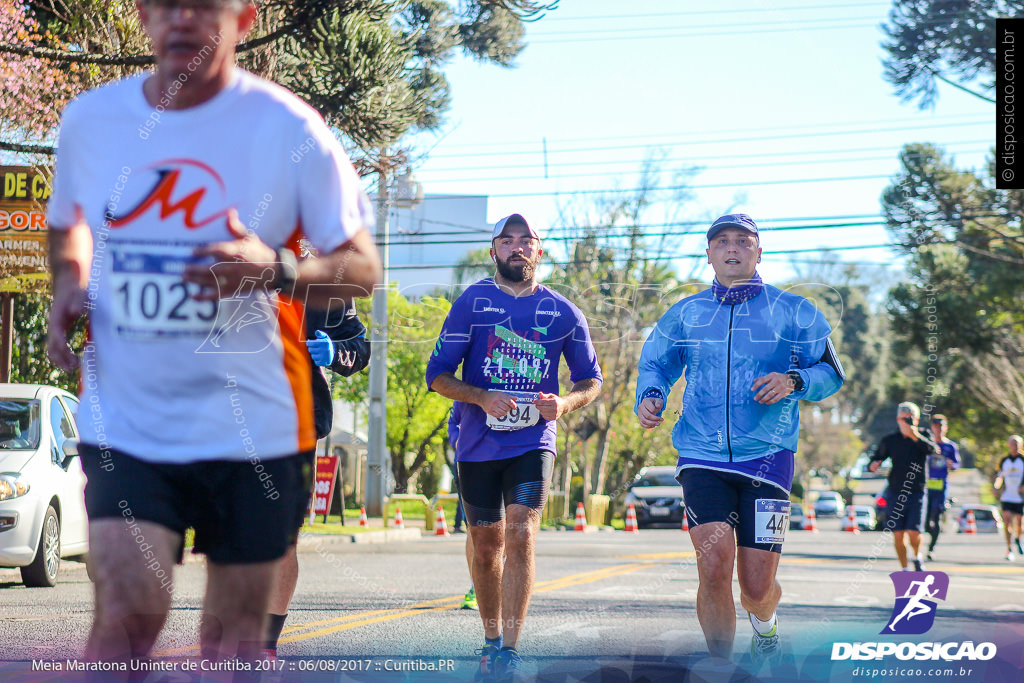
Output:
top-left (882, 571), bottom-right (949, 635)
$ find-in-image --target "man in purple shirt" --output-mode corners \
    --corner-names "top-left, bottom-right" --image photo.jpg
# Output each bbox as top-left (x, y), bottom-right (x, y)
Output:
top-left (426, 214), bottom-right (602, 682)
top-left (925, 414), bottom-right (960, 560)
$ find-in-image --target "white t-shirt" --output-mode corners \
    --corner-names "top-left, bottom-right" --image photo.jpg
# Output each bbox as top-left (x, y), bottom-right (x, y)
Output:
top-left (999, 455), bottom-right (1024, 504)
top-left (48, 69), bottom-right (373, 463)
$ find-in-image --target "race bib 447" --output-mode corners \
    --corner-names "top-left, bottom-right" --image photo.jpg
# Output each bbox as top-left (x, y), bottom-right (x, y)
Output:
top-left (754, 499), bottom-right (790, 545)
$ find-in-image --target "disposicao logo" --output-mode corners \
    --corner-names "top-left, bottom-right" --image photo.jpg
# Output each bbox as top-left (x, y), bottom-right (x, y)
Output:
top-left (831, 571), bottom-right (997, 662)
top-left (882, 571), bottom-right (948, 635)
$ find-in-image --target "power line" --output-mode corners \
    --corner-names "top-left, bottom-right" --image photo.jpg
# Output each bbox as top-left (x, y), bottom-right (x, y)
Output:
top-left (423, 113), bottom-right (986, 151)
top-left (425, 121), bottom-right (989, 159)
top-left (529, 22), bottom-right (880, 44)
top-left (415, 139), bottom-right (991, 174)
top-left (537, 2), bottom-right (889, 23)
top-left (387, 213), bottom-right (891, 237)
top-left (415, 173), bottom-right (894, 199)
top-left (530, 15), bottom-right (887, 39)
top-left (418, 148), bottom-right (992, 184)
top-left (383, 220), bottom-right (889, 247)
top-left (386, 243), bottom-right (900, 271)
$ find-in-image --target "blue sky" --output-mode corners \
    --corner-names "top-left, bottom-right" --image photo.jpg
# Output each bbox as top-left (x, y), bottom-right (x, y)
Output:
top-left (403, 0), bottom-right (994, 285)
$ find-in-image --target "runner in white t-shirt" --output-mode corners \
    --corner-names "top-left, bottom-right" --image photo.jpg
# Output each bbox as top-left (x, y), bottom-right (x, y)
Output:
top-left (45, 0), bottom-right (380, 666)
top-left (995, 435), bottom-right (1024, 561)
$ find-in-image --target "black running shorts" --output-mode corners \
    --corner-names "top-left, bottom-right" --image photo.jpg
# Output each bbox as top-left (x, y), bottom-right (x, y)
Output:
top-left (80, 444), bottom-right (313, 564)
top-left (678, 467), bottom-right (790, 554)
top-left (457, 449), bottom-right (555, 526)
top-left (1001, 501), bottom-right (1024, 516)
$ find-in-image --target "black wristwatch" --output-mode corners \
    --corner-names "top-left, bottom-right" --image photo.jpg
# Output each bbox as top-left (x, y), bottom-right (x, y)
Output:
top-left (786, 370), bottom-right (804, 392)
top-left (272, 248), bottom-right (298, 296)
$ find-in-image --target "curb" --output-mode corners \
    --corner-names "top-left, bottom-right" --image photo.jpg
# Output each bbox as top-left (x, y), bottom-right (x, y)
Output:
top-left (297, 528), bottom-right (424, 546)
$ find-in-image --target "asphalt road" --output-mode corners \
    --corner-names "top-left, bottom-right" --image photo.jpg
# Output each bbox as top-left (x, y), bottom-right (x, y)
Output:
top-left (2, 471), bottom-right (1022, 682)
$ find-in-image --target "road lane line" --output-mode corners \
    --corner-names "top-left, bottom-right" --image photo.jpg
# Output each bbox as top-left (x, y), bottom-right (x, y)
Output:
top-left (615, 552), bottom-right (697, 560)
top-left (278, 603), bottom-right (461, 644)
top-left (155, 560), bottom-right (666, 653)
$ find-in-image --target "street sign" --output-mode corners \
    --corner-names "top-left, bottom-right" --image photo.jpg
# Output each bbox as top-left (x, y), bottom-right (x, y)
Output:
top-left (313, 454), bottom-right (341, 521)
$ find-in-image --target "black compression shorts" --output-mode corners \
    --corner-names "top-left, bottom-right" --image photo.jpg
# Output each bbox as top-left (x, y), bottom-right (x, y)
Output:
top-left (457, 449), bottom-right (555, 526)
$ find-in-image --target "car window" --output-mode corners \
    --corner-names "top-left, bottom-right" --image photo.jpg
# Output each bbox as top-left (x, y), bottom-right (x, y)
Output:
top-left (49, 397), bottom-right (76, 448)
top-left (62, 396), bottom-right (80, 420)
top-left (636, 472), bottom-right (678, 487)
top-left (0, 399), bottom-right (41, 450)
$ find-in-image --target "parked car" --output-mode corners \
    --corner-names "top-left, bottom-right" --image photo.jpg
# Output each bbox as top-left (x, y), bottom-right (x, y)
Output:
top-left (789, 502), bottom-right (806, 530)
top-left (813, 491), bottom-right (845, 518)
top-left (624, 466), bottom-right (684, 528)
top-left (0, 383), bottom-right (89, 586)
top-left (849, 505), bottom-right (877, 531)
top-left (957, 504), bottom-right (1003, 534)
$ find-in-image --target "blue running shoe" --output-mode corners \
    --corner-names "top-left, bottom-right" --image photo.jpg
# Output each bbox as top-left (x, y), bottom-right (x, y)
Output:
top-left (474, 643), bottom-right (500, 682)
top-left (493, 647), bottom-right (525, 683)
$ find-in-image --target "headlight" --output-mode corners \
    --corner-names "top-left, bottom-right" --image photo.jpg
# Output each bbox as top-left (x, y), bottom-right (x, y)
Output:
top-left (0, 473), bottom-right (30, 501)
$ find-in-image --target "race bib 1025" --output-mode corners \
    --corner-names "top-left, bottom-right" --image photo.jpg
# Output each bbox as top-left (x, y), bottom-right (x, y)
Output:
top-left (109, 241), bottom-right (219, 341)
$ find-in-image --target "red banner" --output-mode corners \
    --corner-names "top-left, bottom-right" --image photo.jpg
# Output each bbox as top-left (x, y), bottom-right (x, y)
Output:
top-left (313, 455), bottom-right (340, 517)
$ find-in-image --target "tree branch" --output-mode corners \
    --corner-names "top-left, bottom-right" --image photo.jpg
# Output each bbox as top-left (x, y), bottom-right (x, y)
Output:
top-left (0, 140), bottom-right (54, 156)
top-left (0, 22), bottom-right (299, 66)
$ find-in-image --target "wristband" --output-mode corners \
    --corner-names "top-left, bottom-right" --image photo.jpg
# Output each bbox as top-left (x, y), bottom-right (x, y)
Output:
top-left (786, 370), bottom-right (804, 392)
top-left (272, 248), bottom-right (298, 296)
top-left (641, 388), bottom-right (665, 402)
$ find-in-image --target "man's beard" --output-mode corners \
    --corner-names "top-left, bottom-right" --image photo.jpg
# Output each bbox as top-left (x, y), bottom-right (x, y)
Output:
top-left (496, 256), bottom-right (536, 282)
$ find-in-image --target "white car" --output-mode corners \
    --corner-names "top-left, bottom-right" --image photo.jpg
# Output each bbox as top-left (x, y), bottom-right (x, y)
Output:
top-left (813, 491), bottom-right (845, 518)
top-left (0, 383), bottom-right (89, 586)
top-left (850, 505), bottom-right (877, 531)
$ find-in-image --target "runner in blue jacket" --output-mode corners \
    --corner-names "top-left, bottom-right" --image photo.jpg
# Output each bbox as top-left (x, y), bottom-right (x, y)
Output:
top-left (635, 214), bottom-right (845, 670)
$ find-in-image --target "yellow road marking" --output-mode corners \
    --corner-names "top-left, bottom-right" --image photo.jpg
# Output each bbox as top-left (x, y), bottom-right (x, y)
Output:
top-left (155, 560), bottom-right (662, 654)
top-left (535, 563), bottom-right (657, 593)
top-left (279, 603), bottom-right (460, 643)
top-left (616, 552), bottom-right (697, 560)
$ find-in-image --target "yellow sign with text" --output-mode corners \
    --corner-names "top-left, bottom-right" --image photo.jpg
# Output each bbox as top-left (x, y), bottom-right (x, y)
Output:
top-left (0, 166), bottom-right (52, 291)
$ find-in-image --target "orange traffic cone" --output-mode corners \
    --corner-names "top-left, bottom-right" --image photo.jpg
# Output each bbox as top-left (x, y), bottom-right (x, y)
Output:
top-left (843, 506), bottom-right (860, 534)
top-left (435, 505), bottom-right (450, 536)
top-left (964, 509), bottom-right (978, 534)
top-left (804, 506), bottom-right (819, 532)
top-left (574, 502), bottom-right (587, 531)
top-left (681, 510), bottom-right (690, 532)
top-left (393, 506), bottom-right (405, 529)
top-left (359, 506), bottom-right (368, 528)
top-left (624, 504), bottom-right (639, 533)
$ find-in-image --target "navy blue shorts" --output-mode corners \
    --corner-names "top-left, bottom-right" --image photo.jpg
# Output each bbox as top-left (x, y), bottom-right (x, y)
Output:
top-left (677, 467), bottom-right (790, 553)
top-left (884, 490), bottom-right (926, 532)
top-left (457, 449), bottom-right (554, 526)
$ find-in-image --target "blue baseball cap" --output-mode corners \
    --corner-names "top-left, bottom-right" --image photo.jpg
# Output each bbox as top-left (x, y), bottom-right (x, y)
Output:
top-left (706, 213), bottom-right (759, 242)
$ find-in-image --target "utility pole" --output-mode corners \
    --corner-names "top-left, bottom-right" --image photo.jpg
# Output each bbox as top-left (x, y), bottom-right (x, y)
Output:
top-left (365, 162), bottom-right (390, 517)
top-left (364, 161), bottom-right (423, 518)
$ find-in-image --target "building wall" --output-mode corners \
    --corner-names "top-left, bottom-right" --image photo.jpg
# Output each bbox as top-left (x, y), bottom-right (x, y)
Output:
top-left (381, 194), bottom-right (489, 299)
